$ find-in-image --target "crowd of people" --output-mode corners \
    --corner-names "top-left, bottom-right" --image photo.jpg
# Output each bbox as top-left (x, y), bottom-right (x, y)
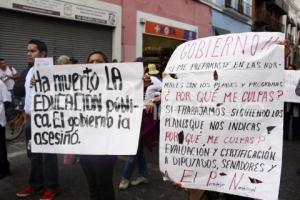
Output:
top-left (0, 38), bottom-right (299, 200)
top-left (0, 39), bottom-right (163, 200)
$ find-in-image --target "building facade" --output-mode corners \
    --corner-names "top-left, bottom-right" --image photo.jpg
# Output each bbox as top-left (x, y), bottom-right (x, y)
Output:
top-left (0, 0), bottom-right (122, 71)
top-left (252, 0), bottom-right (288, 32)
top-left (100, 0), bottom-right (211, 66)
top-left (198, 0), bottom-right (252, 35)
top-left (252, 0), bottom-right (300, 67)
top-left (0, 0), bottom-right (211, 70)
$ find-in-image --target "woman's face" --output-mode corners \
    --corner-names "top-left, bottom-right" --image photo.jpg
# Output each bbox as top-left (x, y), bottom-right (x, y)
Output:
top-left (88, 53), bottom-right (106, 64)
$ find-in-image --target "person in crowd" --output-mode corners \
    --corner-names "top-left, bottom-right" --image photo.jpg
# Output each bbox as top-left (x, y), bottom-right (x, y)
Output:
top-left (112, 58), bottom-right (118, 63)
top-left (0, 79), bottom-right (11, 179)
top-left (15, 39), bottom-right (59, 200)
top-left (119, 62), bottom-right (161, 190)
top-left (79, 51), bottom-right (117, 200)
top-left (56, 55), bottom-right (72, 65)
top-left (135, 57), bottom-right (148, 72)
top-left (70, 57), bottom-right (78, 64)
top-left (144, 63), bottom-right (162, 102)
top-left (0, 58), bottom-right (18, 107)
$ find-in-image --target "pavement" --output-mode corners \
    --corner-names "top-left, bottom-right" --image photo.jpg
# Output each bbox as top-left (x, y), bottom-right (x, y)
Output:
top-left (0, 139), bottom-right (300, 200)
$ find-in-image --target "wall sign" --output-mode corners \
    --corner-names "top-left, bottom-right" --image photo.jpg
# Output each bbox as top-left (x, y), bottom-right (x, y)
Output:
top-left (4, 0), bottom-right (117, 26)
top-left (145, 21), bottom-right (197, 41)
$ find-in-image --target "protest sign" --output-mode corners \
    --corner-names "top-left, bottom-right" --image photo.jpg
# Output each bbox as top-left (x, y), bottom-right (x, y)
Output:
top-left (284, 70), bottom-right (300, 103)
top-left (160, 32), bottom-right (285, 200)
top-left (31, 63), bottom-right (144, 155)
top-left (34, 57), bottom-right (53, 68)
top-left (165, 32), bottom-right (284, 73)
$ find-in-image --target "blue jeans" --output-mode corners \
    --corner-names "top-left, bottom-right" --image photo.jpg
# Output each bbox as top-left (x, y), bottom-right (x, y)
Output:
top-left (122, 142), bottom-right (148, 179)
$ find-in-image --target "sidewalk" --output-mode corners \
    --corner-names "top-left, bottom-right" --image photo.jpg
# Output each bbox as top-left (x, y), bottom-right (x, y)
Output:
top-left (1, 140), bottom-right (186, 200)
top-left (0, 140), bottom-right (299, 200)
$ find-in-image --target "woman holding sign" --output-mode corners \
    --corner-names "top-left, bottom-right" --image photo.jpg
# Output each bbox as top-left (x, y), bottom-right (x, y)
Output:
top-left (79, 51), bottom-right (117, 200)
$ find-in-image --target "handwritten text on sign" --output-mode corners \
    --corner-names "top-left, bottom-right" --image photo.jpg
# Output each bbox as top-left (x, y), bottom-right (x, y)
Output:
top-left (31, 63), bottom-right (144, 155)
top-left (160, 32), bottom-right (285, 200)
top-left (165, 32), bottom-right (284, 73)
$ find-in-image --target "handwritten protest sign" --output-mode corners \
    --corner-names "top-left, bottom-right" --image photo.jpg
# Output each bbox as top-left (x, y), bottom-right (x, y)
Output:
top-left (160, 32), bottom-right (285, 200)
top-left (165, 32), bottom-right (284, 73)
top-left (284, 70), bottom-right (300, 103)
top-left (31, 63), bottom-right (144, 155)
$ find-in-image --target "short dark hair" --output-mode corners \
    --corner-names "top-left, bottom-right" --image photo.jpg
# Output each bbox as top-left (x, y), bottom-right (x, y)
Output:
top-left (86, 51), bottom-right (108, 63)
top-left (28, 39), bottom-right (48, 57)
top-left (135, 57), bottom-right (148, 66)
top-left (0, 58), bottom-right (5, 62)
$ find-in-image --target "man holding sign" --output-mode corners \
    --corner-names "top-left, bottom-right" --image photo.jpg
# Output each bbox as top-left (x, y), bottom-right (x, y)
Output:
top-left (16, 40), bottom-right (59, 200)
top-left (27, 45), bottom-right (144, 199)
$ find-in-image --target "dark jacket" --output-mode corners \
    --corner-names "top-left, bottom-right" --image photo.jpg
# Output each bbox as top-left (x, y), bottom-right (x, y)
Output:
top-left (13, 64), bottom-right (33, 98)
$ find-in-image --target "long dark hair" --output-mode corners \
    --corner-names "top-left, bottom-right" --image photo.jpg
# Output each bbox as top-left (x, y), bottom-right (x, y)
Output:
top-left (86, 51), bottom-right (108, 63)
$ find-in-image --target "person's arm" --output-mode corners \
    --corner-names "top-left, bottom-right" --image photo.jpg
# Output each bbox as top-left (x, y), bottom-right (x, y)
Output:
top-left (9, 73), bottom-right (20, 80)
top-left (295, 78), bottom-right (300, 96)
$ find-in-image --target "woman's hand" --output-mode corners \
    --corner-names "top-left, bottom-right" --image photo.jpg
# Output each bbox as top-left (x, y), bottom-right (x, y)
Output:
top-left (277, 39), bottom-right (291, 58)
top-left (144, 101), bottom-right (155, 114)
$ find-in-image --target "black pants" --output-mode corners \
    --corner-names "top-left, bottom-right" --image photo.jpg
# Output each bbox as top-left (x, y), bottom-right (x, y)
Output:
top-left (25, 115), bottom-right (59, 190)
top-left (0, 125), bottom-right (9, 174)
top-left (80, 155), bottom-right (117, 200)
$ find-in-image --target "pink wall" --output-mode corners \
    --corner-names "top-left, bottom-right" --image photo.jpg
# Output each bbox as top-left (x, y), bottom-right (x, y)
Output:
top-left (100, 0), bottom-right (211, 61)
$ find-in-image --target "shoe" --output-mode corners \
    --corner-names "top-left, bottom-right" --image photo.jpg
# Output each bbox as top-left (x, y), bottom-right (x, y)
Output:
top-left (40, 189), bottom-right (57, 200)
top-left (131, 176), bottom-right (148, 186)
top-left (119, 179), bottom-right (130, 190)
top-left (16, 187), bottom-right (36, 198)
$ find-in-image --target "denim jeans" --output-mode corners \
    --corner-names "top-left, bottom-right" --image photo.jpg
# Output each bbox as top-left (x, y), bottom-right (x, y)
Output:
top-left (122, 142), bottom-right (148, 179)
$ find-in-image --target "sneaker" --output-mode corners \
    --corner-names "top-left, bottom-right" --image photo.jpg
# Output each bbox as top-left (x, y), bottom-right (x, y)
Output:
top-left (16, 187), bottom-right (36, 198)
top-left (40, 190), bottom-right (57, 200)
top-left (131, 176), bottom-right (148, 186)
top-left (119, 179), bottom-right (130, 190)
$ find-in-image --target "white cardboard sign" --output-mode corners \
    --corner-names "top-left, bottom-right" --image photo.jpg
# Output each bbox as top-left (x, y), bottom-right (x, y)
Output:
top-left (160, 32), bottom-right (285, 200)
top-left (31, 63), bottom-right (144, 155)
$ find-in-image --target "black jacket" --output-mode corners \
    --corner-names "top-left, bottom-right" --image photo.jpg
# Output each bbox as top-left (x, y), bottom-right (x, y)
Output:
top-left (13, 64), bottom-right (33, 98)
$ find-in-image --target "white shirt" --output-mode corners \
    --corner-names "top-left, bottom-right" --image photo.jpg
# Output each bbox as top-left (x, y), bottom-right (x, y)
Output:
top-left (0, 79), bottom-right (11, 127)
top-left (0, 67), bottom-right (17, 90)
top-left (144, 76), bottom-right (162, 102)
top-left (24, 67), bottom-right (34, 114)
